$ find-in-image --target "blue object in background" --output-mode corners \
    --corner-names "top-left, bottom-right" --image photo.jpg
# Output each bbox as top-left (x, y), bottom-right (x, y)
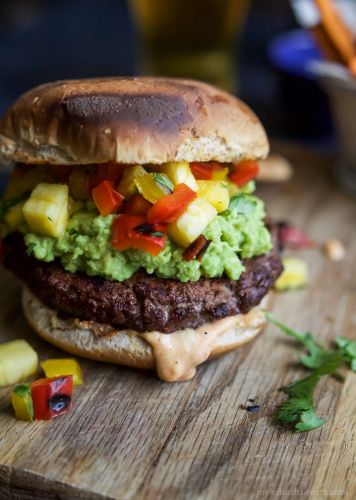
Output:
top-left (268, 29), bottom-right (322, 79)
top-left (268, 29), bottom-right (334, 145)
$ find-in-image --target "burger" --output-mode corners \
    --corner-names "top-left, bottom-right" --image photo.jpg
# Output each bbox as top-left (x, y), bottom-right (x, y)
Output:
top-left (0, 78), bottom-right (282, 382)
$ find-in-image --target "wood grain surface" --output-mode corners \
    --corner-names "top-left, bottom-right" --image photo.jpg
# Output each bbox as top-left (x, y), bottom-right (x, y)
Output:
top-left (0, 144), bottom-right (355, 500)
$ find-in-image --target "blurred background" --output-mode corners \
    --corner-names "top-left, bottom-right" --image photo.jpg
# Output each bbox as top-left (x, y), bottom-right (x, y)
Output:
top-left (1, 0), bottom-right (356, 192)
top-left (0, 0), bottom-right (332, 145)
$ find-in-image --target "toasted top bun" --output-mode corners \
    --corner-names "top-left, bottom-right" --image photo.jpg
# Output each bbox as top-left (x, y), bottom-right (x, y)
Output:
top-left (0, 77), bottom-right (269, 166)
top-left (22, 287), bottom-right (267, 382)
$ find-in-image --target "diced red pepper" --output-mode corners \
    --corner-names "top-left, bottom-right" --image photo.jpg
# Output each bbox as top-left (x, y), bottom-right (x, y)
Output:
top-left (112, 214), bottom-right (166, 256)
top-left (92, 180), bottom-right (124, 216)
top-left (190, 162), bottom-right (222, 180)
top-left (147, 183), bottom-right (197, 224)
top-left (122, 193), bottom-right (153, 215)
top-left (31, 376), bottom-right (73, 420)
top-left (183, 235), bottom-right (212, 261)
top-left (230, 161), bottom-right (259, 187)
top-left (89, 163), bottom-right (123, 190)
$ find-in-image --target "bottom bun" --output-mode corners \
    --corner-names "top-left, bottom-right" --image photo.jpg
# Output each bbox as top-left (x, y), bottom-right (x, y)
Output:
top-left (22, 286), bottom-right (268, 382)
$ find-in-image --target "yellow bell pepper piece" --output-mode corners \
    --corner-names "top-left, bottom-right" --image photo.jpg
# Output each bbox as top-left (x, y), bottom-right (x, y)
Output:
top-left (23, 183), bottom-right (69, 238)
top-left (134, 173), bottom-right (172, 204)
top-left (0, 340), bottom-right (38, 387)
top-left (168, 197), bottom-right (217, 247)
top-left (161, 162), bottom-right (198, 192)
top-left (118, 165), bottom-right (147, 199)
top-left (40, 358), bottom-right (83, 386)
top-left (275, 257), bottom-right (308, 291)
top-left (212, 167), bottom-right (229, 181)
top-left (3, 201), bottom-right (25, 231)
top-left (197, 180), bottom-right (230, 213)
top-left (11, 384), bottom-right (34, 422)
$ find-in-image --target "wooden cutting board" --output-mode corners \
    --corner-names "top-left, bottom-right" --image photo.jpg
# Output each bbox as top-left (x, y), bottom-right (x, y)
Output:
top-left (0, 144), bottom-right (355, 500)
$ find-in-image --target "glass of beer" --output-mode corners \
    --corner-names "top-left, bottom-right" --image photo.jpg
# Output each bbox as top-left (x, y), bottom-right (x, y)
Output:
top-left (128, 0), bottom-right (251, 92)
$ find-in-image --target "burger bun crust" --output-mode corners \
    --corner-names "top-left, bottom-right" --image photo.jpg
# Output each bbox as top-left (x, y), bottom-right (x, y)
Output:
top-left (0, 77), bottom-right (269, 166)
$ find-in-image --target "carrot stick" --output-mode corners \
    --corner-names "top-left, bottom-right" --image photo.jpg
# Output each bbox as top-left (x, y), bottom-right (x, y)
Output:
top-left (315, 0), bottom-right (356, 72)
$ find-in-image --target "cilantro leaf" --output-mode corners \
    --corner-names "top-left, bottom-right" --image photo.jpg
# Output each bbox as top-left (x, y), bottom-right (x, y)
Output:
top-left (133, 223), bottom-right (165, 238)
top-left (267, 315), bottom-right (349, 433)
top-left (276, 355), bottom-right (343, 432)
top-left (282, 372), bottom-right (320, 399)
top-left (295, 409), bottom-right (326, 432)
top-left (26, 243), bottom-right (37, 256)
top-left (266, 313), bottom-right (331, 370)
top-left (153, 173), bottom-right (174, 194)
top-left (335, 337), bottom-right (356, 372)
top-left (277, 375), bottom-right (326, 432)
top-left (228, 194), bottom-right (257, 215)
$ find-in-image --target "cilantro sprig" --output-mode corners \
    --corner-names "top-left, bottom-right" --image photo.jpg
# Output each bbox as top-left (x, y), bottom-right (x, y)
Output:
top-left (266, 313), bottom-right (356, 432)
top-left (153, 173), bottom-right (174, 194)
top-left (335, 337), bottom-right (356, 372)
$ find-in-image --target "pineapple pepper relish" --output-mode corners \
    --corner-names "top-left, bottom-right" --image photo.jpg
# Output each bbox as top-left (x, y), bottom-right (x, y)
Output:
top-left (1, 161), bottom-right (271, 283)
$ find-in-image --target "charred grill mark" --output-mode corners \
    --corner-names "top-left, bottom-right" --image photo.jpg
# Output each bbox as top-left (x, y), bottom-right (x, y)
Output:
top-left (49, 93), bottom-right (193, 134)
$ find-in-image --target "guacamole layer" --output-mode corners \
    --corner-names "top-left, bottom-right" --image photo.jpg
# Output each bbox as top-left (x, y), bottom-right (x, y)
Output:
top-left (23, 193), bottom-right (271, 283)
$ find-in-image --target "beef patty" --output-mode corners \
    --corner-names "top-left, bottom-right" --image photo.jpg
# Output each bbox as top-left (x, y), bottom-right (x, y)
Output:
top-left (2, 233), bottom-right (283, 333)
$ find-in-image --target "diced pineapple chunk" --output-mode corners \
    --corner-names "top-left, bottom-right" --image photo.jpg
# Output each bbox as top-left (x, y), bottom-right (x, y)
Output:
top-left (275, 257), bottom-right (308, 291)
top-left (212, 167), bottom-right (229, 181)
top-left (197, 180), bottom-right (230, 213)
top-left (0, 340), bottom-right (38, 387)
top-left (23, 183), bottom-right (69, 238)
top-left (134, 173), bottom-right (171, 204)
top-left (4, 201), bottom-right (25, 231)
top-left (168, 197), bottom-right (217, 247)
top-left (162, 162), bottom-right (198, 191)
top-left (118, 165), bottom-right (147, 199)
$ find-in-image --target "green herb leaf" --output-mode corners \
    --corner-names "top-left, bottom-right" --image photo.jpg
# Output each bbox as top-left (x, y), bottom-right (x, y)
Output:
top-left (133, 223), bottom-right (165, 238)
top-left (276, 355), bottom-right (343, 432)
top-left (267, 314), bottom-right (350, 433)
top-left (228, 194), bottom-right (257, 214)
top-left (14, 383), bottom-right (31, 397)
top-left (295, 408), bottom-right (326, 432)
top-left (266, 313), bottom-right (331, 370)
top-left (335, 336), bottom-right (356, 372)
top-left (153, 173), bottom-right (174, 194)
top-left (26, 243), bottom-right (37, 256)
top-left (149, 231), bottom-right (165, 237)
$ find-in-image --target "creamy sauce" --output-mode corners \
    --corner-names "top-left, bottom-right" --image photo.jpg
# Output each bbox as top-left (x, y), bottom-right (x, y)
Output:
top-left (141, 315), bottom-right (241, 382)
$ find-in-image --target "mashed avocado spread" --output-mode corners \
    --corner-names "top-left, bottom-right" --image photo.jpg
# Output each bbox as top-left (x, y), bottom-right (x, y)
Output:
top-left (23, 193), bottom-right (271, 283)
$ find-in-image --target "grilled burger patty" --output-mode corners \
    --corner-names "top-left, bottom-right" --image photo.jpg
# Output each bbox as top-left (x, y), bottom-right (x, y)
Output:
top-left (3, 233), bottom-right (282, 333)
